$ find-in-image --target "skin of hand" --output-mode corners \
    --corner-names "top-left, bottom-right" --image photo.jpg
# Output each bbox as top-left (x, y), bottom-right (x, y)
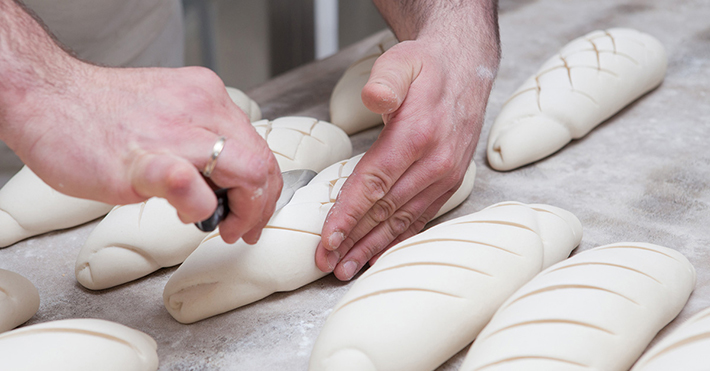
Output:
top-left (315, 0), bottom-right (500, 280)
top-left (0, 1), bottom-right (281, 244)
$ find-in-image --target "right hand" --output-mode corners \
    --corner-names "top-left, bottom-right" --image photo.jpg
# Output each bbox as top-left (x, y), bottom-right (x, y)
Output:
top-left (2, 64), bottom-right (282, 244)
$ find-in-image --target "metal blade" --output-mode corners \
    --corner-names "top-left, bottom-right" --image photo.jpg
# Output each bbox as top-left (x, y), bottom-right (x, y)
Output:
top-left (195, 169), bottom-right (317, 232)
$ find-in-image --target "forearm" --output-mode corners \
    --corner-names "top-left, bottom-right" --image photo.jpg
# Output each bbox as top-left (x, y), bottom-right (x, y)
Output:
top-left (372, 0), bottom-right (501, 68)
top-left (0, 0), bottom-right (83, 149)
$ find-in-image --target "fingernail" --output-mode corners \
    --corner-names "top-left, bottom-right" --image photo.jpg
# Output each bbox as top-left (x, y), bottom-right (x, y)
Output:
top-left (328, 231), bottom-right (345, 250)
top-left (342, 261), bottom-right (358, 280)
top-left (327, 251), bottom-right (340, 272)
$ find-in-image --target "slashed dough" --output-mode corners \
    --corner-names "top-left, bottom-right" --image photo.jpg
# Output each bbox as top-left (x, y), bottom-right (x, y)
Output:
top-left (308, 202), bottom-right (583, 371)
top-left (487, 28), bottom-right (667, 171)
top-left (0, 318), bottom-right (158, 371)
top-left (631, 306), bottom-right (710, 371)
top-left (329, 31), bottom-right (397, 134)
top-left (0, 166), bottom-right (113, 248)
top-left (0, 269), bottom-right (39, 333)
top-left (75, 117), bottom-right (351, 290)
top-left (225, 86), bottom-right (262, 122)
top-left (460, 242), bottom-right (695, 371)
top-left (163, 154), bottom-right (476, 324)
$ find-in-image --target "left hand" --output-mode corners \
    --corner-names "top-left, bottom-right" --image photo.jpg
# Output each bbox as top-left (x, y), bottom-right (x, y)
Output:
top-left (315, 36), bottom-right (496, 280)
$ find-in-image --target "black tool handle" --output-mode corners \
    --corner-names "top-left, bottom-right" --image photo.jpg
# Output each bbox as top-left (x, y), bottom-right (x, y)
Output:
top-left (194, 188), bottom-right (230, 232)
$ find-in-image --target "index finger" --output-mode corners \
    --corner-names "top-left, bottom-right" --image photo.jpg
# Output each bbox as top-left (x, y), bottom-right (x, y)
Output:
top-left (320, 126), bottom-right (420, 251)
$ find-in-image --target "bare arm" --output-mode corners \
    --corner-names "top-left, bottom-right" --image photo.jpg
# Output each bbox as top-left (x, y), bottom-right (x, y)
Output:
top-left (0, 0), bottom-right (281, 244)
top-left (315, 0), bottom-right (500, 279)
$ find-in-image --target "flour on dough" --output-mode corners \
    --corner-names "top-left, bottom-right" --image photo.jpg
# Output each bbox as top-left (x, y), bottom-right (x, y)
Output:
top-left (0, 268), bottom-right (39, 333)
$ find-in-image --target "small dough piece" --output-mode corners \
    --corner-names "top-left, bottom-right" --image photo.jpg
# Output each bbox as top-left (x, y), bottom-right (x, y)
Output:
top-left (163, 155), bottom-right (476, 324)
top-left (0, 166), bottom-right (113, 248)
top-left (487, 28), bottom-right (667, 171)
top-left (0, 318), bottom-right (159, 371)
top-left (75, 117), bottom-right (351, 290)
top-left (252, 116), bottom-right (353, 172)
top-left (329, 31), bottom-right (397, 134)
top-left (631, 306), bottom-right (710, 371)
top-left (309, 202), bottom-right (583, 371)
top-left (0, 269), bottom-right (39, 333)
top-left (75, 198), bottom-right (208, 290)
top-left (460, 242), bottom-right (696, 371)
top-left (225, 86), bottom-right (262, 122)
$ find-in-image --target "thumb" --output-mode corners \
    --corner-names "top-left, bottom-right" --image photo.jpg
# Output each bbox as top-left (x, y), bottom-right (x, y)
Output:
top-left (361, 45), bottom-right (423, 115)
top-left (128, 151), bottom-right (216, 223)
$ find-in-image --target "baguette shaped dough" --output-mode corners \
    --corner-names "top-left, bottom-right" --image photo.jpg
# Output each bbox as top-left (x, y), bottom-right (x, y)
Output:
top-left (0, 166), bottom-right (113, 248)
top-left (460, 242), bottom-right (696, 371)
top-left (0, 318), bottom-right (158, 371)
top-left (75, 117), bottom-right (351, 290)
top-left (225, 86), bottom-right (262, 122)
top-left (487, 28), bottom-right (667, 171)
top-left (329, 31), bottom-right (397, 134)
top-left (252, 116), bottom-right (352, 172)
top-left (631, 306), bottom-right (710, 371)
top-left (163, 154), bottom-right (476, 324)
top-left (309, 202), bottom-right (583, 371)
top-left (75, 198), bottom-right (208, 290)
top-left (0, 269), bottom-right (39, 333)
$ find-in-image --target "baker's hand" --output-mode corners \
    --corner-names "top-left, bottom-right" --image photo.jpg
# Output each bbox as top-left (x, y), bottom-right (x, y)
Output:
top-left (314, 36), bottom-right (496, 280)
top-left (4, 64), bottom-right (281, 245)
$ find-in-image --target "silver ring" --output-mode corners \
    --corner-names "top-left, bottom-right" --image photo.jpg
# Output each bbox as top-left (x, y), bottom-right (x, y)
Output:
top-left (202, 136), bottom-right (226, 178)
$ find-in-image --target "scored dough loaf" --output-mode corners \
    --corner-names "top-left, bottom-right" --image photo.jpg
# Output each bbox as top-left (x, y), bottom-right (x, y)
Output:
top-left (329, 30), bottom-right (397, 134)
top-left (75, 117), bottom-right (351, 290)
top-left (225, 86), bottom-right (262, 122)
top-left (487, 28), bottom-right (667, 171)
top-left (0, 318), bottom-right (159, 371)
top-left (460, 242), bottom-right (696, 371)
top-left (0, 269), bottom-right (39, 333)
top-left (163, 154), bottom-right (477, 324)
top-left (308, 202), bottom-right (583, 371)
top-left (0, 166), bottom-right (113, 248)
top-left (631, 306), bottom-right (710, 371)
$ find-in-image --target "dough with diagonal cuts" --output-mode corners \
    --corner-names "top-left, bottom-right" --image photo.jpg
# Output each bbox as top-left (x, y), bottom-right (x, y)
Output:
top-left (309, 202), bottom-right (582, 371)
top-left (487, 28), bottom-right (667, 171)
top-left (163, 153), bottom-right (476, 324)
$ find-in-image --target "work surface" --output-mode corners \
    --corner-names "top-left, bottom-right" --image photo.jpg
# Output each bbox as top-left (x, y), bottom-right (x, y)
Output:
top-left (1, 0), bottom-right (710, 369)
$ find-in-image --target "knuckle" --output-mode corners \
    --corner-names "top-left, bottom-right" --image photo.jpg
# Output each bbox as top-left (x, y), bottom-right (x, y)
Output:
top-left (371, 197), bottom-right (397, 222)
top-left (388, 210), bottom-right (417, 237)
top-left (164, 162), bottom-right (196, 196)
top-left (362, 171), bottom-right (391, 201)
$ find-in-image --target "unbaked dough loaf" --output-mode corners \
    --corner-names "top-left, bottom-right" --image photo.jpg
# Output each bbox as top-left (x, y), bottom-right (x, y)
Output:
top-left (631, 306), bottom-right (710, 371)
top-left (163, 154), bottom-right (476, 324)
top-left (225, 86), bottom-right (262, 122)
top-left (252, 116), bottom-right (352, 172)
top-left (0, 318), bottom-right (158, 371)
top-left (0, 269), bottom-right (39, 333)
top-left (460, 242), bottom-right (695, 371)
top-left (75, 198), bottom-right (208, 290)
top-left (309, 202), bottom-right (583, 371)
top-left (329, 31), bottom-right (397, 134)
top-left (487, 28), bottom-right (667, 171)
top-left (0, 166), bottom-right (113, 248)
top-left (75, 116), bottom-right (351, 290)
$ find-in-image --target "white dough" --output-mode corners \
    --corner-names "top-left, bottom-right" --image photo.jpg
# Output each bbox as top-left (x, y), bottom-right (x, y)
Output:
top-left (460, 242), bottom-right (696, 371)
top-left (252, 116), bottom-right (352, 172)
top-left (0, 166), bottom-right (113, 248)
top-left (225, 86), bottom-right (262, 122)
top-left (75, 116), bottom-right (351, 290)
top-left (163, 154), bottom-right (476, 324)
top-left (0, 269), bottom-right (39, 333)
top-left (75, 198), bottom-right (208, 290)
top-left (309, 202), bottom-right (583, 371)
top-left (329, 31), bottom-right (397, 134)
top-left (631, 306), bottom-right (710, 371)
top-left (0, 318), bottom-right (158, 371)
top-left (487, 28), bottom-right (667, 171)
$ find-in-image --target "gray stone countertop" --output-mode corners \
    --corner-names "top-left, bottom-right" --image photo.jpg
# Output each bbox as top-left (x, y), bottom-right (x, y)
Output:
top-left (1, 0), bottom-right (709, 369)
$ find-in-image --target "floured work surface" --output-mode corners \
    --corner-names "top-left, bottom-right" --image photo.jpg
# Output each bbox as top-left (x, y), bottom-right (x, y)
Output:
top-left (1, 0), bottom-right (710, 369)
